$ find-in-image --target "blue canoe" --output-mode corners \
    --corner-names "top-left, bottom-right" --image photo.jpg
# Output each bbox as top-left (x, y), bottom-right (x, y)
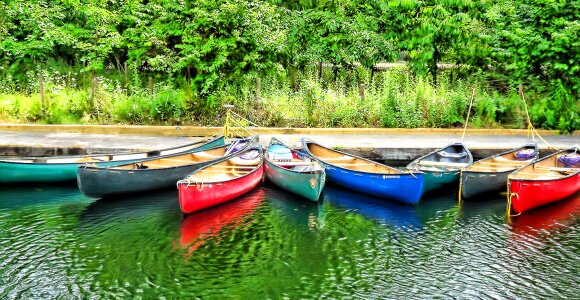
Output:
top-left (406, 142), bottom-right (473, 193)
top-left (302, 139), bottom-right (424, 205)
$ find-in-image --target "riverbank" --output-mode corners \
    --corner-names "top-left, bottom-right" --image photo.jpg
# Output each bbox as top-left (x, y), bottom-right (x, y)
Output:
top-left (0, 125), bottom-right (577, 161)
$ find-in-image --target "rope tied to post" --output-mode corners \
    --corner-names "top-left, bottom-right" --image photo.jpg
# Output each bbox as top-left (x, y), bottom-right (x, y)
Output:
top-left (518, 86), bottom-right (560, 151)
top-left (461, 86), bottom-right (476, 141)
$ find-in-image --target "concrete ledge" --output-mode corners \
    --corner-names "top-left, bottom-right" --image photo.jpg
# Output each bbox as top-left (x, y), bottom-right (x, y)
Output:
top-left (0, 124), bottom-right (576, 136)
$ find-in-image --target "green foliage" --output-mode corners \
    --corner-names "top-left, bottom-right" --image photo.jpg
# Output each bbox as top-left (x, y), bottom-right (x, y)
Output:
top-left (486, 0), bottom-right (579, 131)
top-left (393, 0), bottom-right (490, 84)
top-left (286, 0), bottom-right (398, 70)
top-left (0, 0), bottom-right (577, 131)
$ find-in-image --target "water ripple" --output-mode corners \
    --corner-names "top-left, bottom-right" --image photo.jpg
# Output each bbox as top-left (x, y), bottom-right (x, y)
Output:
top-left (0, 185), bottom-right (577, 298)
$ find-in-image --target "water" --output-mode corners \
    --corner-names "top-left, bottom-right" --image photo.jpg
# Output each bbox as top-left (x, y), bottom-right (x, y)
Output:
top-left (0, 184), bottom-right (578, 299)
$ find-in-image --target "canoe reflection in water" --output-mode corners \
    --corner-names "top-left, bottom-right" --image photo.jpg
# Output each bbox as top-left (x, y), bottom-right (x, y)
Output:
top-left (78, 190), bottom-right (182, 235)
top-left (510, 192), bottom-right (579, 238)
top-left (457, 193), bottom-right (507, 224)
top-left (179, 188), bottom-right (265, 252)
top-left (0, 185), bottom-right (88, 211)
top-left (322, 186), bottom-right (423, 232)
top-left (265, 185), bottom-right (324, 231)
top-left (507, 192), bottom-right (579, 257)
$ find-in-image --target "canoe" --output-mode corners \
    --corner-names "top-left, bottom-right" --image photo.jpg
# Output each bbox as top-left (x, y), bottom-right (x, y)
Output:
top-left (265, 137), bottom-right (325, 202)
top-left (407, 142), bottom-right (473, 193)
top-left (507, 146), bottom-right (580, 214)
top-left (302, 139), bottom-right (424, 204)
top-left (460, 143), bottom-right (538, 199)
top-left (0, 136), bottom-right (225, 184)
top-left (77, 136), bottom-right (256, 198)
top-left (177, 144), bottom-right (264, 214)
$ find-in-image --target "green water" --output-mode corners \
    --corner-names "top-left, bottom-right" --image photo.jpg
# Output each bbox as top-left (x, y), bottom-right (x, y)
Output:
top-left (0, 184), bottom-right (578, 299)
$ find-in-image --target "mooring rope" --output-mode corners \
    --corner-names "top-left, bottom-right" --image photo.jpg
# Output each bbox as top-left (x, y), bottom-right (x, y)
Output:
top-left (458, 169), bottom-right (464, 207)
top-left (518, 86), bottom-right (560, 150)
top-left (461, 87), bottom-right (476, 141)
top-left (229, 110), bottom-right (281, 135)
top-left (505, 178), bottom-right (522, 221)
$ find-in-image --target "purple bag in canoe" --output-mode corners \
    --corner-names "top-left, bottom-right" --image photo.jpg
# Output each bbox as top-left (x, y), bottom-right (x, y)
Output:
top-left (558, 152), bottom-right (580, 167)
top-left (514, 148), bottom-right (536, 160)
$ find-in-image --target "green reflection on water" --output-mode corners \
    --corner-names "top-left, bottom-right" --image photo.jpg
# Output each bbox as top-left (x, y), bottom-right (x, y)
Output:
top-left (0, 184), bottom-right (578, 299)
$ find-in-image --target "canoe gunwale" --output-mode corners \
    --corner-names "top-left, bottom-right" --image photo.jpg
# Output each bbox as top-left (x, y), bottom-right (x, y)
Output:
top-left (1, 135), bottom-right (224, 164)
top-left (178, 161), bottom-right (263, 185)
top-left (265, 137), bottom-right (325, 176)
top-left (302, 139), bottom-right (421, 176)
top-left (509, 146), bottom-right (580, 181)
top-left (78, 143), bottom-right (230, 172)
top-left (407, 142), bottom-right (474, 171)
top-left (463, 142), bottom-right (538, 173)
top-left (264, 159), bottom-right (324, 176)
top-left (177, 136), bottom-right (263, 185)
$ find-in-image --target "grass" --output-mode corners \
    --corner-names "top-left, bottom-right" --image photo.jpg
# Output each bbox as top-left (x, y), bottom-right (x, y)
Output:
top-left (0, 66), bottom-right (575, 131)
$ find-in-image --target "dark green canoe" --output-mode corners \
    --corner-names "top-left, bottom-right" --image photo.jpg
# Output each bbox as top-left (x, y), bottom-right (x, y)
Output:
top-left (460, 143), bottom-right (538, 199)
top-left (77, 136), bottom-right (256, 198)
top-left (0, 136), bottom-right (225, 183)
top-left (264, 138), bottom-right (325, 202)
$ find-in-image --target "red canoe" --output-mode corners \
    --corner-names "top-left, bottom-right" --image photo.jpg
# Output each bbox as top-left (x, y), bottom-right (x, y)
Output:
top-left (508, 146), bottom-right (580, 214)
top-left (177, 146), bottom-right (264, 214)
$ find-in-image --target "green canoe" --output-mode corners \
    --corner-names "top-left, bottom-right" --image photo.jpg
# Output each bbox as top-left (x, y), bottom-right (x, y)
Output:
top-left (407, 142), bottom-right (473, 193)
top-left (264, 138), bottom-right (326, 202)
top-left (0, 136), bottom-right (224, 184)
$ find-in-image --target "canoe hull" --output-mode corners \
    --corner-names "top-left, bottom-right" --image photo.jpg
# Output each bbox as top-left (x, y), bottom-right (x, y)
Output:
top-left (509, 175), bottom-right (580, 213)
top-left (460, 143), bottom-right (538, 199)
top-left (78, 162), bottom-right (214, 198)
top-left (178, 165), bottom-right (264, 214)
top-left (265, 160), bottom-right (325, 202)
top-left (423, 170), bottom-right (460, 193)
top-left (323, 163), bottom-right (423, 204)
top-left (0, 160), bottom-right (135, 183)
top-left (0, 136), bottom-right (224, 184)
top-left (406, 142), bottom-right (473, 193)
top-left (461, 170), bottom-right (510, 199)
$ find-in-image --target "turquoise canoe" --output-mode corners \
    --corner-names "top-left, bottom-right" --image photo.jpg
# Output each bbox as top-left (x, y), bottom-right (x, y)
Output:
top-left (265, 138), bottom-right (325, 202)
top-left (406, 142), bottom-right (473, 193)
top-left (0, 136), bottom-right (224, 183)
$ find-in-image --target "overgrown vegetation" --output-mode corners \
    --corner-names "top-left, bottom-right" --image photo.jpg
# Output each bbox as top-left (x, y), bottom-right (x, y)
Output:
top-left (0, 0), bottom-right (577, 131)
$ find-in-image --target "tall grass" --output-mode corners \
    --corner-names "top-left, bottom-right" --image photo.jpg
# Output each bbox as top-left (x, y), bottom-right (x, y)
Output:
top-left (0, 66), bottom-right (572, 130)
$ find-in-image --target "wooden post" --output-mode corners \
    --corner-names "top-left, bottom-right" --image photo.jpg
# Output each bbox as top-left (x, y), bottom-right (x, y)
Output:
top-left (38, 74), bottom-right (45, 109)
top-left (358, 83), bottom-right (365, 101)
top-left (256, 77), bottom-right (261, 102)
